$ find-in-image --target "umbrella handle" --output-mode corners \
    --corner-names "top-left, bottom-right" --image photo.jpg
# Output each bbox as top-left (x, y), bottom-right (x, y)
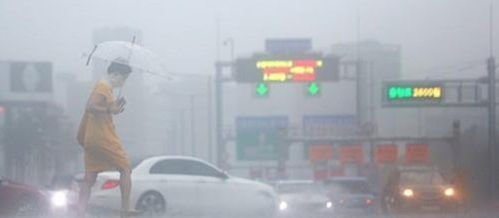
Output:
top-left (126, 36), bottom-right (136, 62)
top-left (86, 45), bottom-right (98, 66)
top-left (117, 87), bottom-right (123, 99)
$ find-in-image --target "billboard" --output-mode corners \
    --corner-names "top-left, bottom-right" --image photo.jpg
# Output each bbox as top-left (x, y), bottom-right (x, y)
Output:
top-left (0, 61), bottom-right (53, 102)
top-left (235, 54), bottom-right (340, 83)
top-left (404, 143), bottom-right (429, 163)
top-left (375, 144), bottom-right (398, 164)
top-left (10, 62), bottom-right (52, 93)
top-left (339, 144), bottom-right (364, 165)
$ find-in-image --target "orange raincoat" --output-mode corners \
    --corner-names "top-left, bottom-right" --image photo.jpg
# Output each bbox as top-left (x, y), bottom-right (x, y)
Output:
top-left (77, 80), bottom-right (130, 172)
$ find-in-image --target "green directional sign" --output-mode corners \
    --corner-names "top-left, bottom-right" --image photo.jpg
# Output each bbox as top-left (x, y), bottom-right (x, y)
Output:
top-left (382, 81), bottom-right (444, 107)
top-left (236, 116), bottom-right (288, 160)
top-left (388, 86), bottom-right (413, 99)
top-left (255, 83), bottom-right (269, 97)
top-left (306, 82), bottom-right (321, 96)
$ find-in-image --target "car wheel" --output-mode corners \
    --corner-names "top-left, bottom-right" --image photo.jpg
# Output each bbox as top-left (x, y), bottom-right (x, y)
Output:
top-left (136, 191), bottom-right (166, 216)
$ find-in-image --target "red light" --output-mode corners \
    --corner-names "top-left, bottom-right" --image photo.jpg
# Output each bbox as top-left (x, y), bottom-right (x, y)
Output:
top-left (0, 106), bottom-right (5, 113)
top-left (264, 67), bottom-right (290, 74)
top-left (101, 180), bottom-right (120, 190)
top-left (366, 199), bottom-right (372, 205)
top-left (292, 73), bottom-right (315, 82)
top-left (294, 60), bottom-right (318, 67)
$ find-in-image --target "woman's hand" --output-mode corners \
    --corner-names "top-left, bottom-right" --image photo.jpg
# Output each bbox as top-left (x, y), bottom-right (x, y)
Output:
top-left (109, 97), bottom-right (126, 114)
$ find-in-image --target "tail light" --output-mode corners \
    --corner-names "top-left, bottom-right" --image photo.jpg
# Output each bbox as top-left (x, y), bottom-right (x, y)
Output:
top-left (101, 179), bottom-right (120, 190)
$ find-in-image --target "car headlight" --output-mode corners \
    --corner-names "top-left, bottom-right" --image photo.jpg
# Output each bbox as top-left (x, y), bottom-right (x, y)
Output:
top-left (326, 201), bottom-right (333, 208)
top-left (402, 189), bottom-right (414, 197)
top-left (51, 190), bottom-right (68, 207)
top-left (444, 188), bottom-right (455, 197)
top-left (279, 201), bottom-right (288, 210)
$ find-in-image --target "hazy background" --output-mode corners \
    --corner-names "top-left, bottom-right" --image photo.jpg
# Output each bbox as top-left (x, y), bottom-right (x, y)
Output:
top-left (1, 0), bottom-right (498, 204)
top-left (0, 0), bottom-right (496, 81)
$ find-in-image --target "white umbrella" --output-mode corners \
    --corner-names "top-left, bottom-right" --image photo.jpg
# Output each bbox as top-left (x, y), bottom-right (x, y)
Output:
top-left (83, 39), bottom-right (169, 79)
top-left (83, 39), bottom-right (174, 98)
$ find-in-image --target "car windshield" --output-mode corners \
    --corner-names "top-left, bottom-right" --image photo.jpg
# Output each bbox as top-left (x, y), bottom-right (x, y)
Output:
top-left (327, 180), bottom-right (371, 194)
top-left (277, 182), bottom-right (323, 194)
top-left (400, 170), bottom-right (445, 185)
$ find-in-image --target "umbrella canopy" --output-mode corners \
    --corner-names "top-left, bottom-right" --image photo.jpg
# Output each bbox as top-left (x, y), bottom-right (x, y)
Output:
top-left (84, 40), bottom-right (168, 79)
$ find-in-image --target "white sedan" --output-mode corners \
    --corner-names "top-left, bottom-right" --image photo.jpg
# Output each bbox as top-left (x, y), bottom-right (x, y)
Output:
top-left (86, 156), bottom-right (277, 217)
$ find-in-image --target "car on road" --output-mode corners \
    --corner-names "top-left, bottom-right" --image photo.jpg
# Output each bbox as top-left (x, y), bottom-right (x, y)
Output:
top-left (83, 156), bottom-right (278, 217)
top-left (43, 174), bottom-right (79, 216)
top-left (0, 175), bottom-right (49, 217)
top-left (273, 180), bottom-right (332, 218)
top-left (381, 166), bottom-right (459, 213)
top-left (324, 176), bottom-right (376, 216)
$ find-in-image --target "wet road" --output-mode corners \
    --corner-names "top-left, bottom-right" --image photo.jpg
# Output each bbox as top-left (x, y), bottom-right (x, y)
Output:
top-left (38, 213), bottom-right (499, 218)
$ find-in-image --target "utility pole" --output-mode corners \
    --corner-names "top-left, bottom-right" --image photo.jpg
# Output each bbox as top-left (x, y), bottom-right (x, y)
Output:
top-left (190, 95), bottom-right (196, 156)
top-left (215, 61), bottom-right (232, 169)
top-left (214, 38), bottom-right (235, 170)
top-left (488, 0), bottom-right (496, 200)
top-left (452, 120), bottom-right (461, 168)
top-left (277, 127), bottom-right (289, 180)
top-left (488, 56), bottom-right (496, 200)
top-left (180, 108), bottom-right (185, 155)
top-left (207, 76), bottom-right (213, 163)
top-left (215, 62), bottom-right (223, 169)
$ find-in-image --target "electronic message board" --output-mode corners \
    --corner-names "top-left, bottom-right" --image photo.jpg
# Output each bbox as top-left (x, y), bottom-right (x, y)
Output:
top-left (235, 54), bottom-right (339, 83)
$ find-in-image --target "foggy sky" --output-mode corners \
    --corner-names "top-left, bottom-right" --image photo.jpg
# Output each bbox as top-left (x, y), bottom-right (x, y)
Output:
top-left (0, 0), bottom-right (497, 81)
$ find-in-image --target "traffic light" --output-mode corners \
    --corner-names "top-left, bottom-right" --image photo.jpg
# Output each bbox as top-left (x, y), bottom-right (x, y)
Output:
top-left (305, 82), bottom-right (321, 96)
top-left (255, 83), bottom-right (269, 97)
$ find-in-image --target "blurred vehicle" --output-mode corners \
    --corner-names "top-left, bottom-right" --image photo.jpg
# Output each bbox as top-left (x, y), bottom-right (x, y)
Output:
top-left (381, 166), bottom-right (459, 213)
top-left (43, 174), bottom-right (79, 216)
top-left (81, 156), bottom-right (277, 217)
top-left (0, 175), bottom-right (49, 217)
top-left (324, 177), bottom-right (376, 216)
top-left (274, 180), bottom-right (332, 218)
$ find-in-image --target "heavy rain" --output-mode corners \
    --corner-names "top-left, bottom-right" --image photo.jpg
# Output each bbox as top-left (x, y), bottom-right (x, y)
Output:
top-left (0, 0), bottom-right (499, 218)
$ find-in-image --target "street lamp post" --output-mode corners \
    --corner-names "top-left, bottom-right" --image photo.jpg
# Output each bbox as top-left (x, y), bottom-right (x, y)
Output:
top-left (214, 38), bottom-right (235, 170)
top-left (223, 38), bottom-right (235, 64)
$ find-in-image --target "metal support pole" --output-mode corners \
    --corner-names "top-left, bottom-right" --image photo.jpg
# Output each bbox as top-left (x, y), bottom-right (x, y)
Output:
top-left (207, 76), bottom-right (213, 163)
top-left (215, 62), bottom-right (224, 169)
top-left (190, 95), bottom-right (196, 156)
top-left (214, 61), bottom-right (232, 170)
top-left (277, 127), bottom-right (288, 180)
top-left (356, 60), bottom-right (363, 127)
top-left (180, 108), bottom-right (185, 155)
top-left (488, 56), bottom-right (496, 200)
top-left (452, 120), bottom-right (461, 168)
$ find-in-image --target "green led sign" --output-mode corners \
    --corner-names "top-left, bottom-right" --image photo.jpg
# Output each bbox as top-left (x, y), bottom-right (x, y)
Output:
top-left (383, 82), bottom-right (444, 106)
top-left (255, 83), bottom-right (269, 97)
top-left (388, 86), bottom-right (443, 100)
top-left (306, 82), bottom-right (320, 96)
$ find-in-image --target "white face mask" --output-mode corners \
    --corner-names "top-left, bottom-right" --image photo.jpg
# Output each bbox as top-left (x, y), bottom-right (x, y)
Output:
top-left (108, 73), bottom-right (129, 88)
top-left (115, 74), bottom-right (126, 87)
